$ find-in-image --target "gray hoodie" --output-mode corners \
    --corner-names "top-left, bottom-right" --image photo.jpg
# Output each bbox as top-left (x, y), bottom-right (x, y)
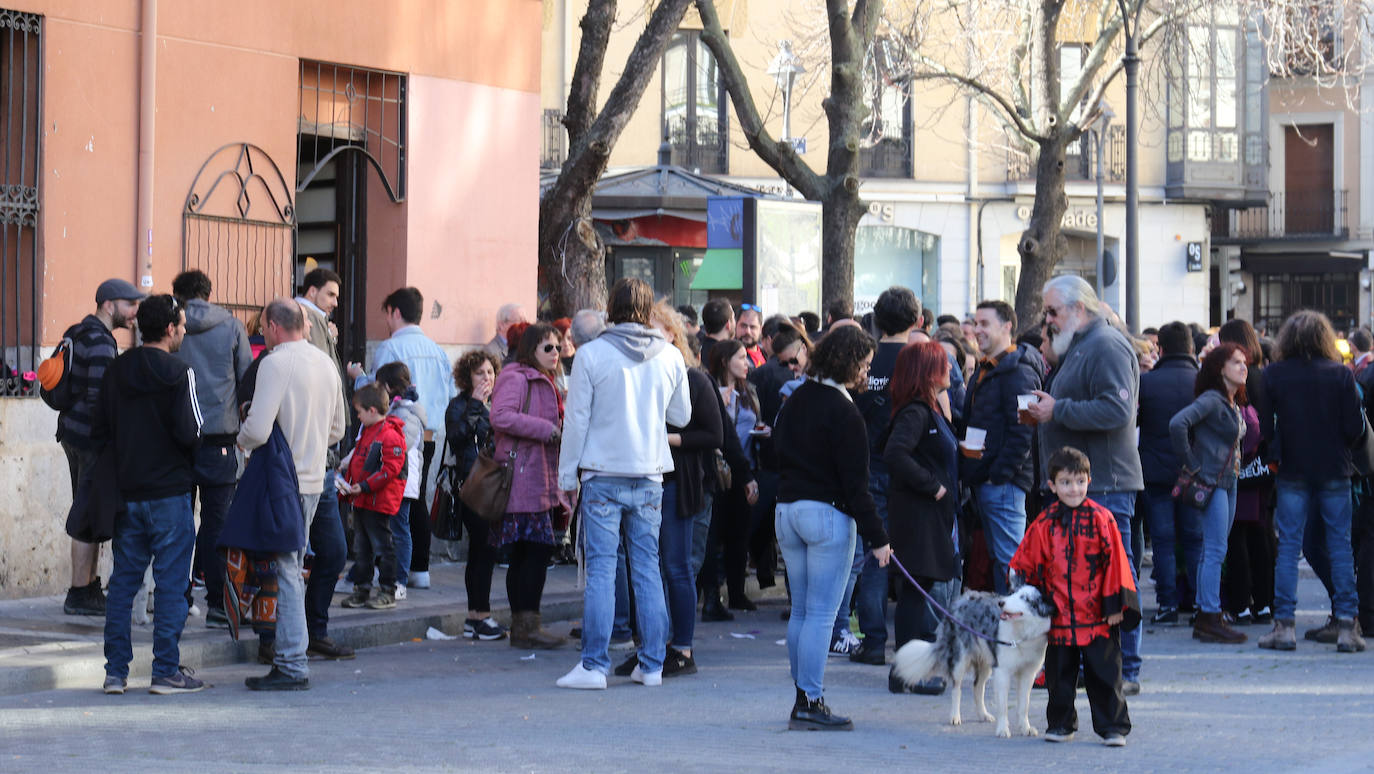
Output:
top-left (598, 322), bottom-right (667, 362)
top-left (175, 298), bottom-right (251, 439)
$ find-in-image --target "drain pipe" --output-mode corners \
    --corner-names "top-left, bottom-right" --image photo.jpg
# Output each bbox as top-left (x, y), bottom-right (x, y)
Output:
top-left (136, 0), bottom-right (156, 289)
top-left (974, 196), bottom-right (1015, 304)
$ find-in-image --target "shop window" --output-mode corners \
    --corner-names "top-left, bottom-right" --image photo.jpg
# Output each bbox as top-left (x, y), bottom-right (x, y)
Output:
top-left (663, 32), bottom-right (728, 174)
top-left (1254, 271), bottom-right (1356, 334)
top-left (1, 9), bottom-right (42, 398)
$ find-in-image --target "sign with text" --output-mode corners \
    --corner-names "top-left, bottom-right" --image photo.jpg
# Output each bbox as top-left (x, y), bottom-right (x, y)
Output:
top-left (1186, 241), bottom-right (1204, 272)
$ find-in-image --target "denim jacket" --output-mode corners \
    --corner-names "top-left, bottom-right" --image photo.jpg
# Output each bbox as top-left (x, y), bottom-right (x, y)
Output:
top-left (356, 325), bottom-right (454, 434)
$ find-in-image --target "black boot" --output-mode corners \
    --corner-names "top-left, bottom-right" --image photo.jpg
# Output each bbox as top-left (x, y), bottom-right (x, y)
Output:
top-left (702, 592), bottom-right (734, 622)
top-left (789, 694), bottom-right (854, 731)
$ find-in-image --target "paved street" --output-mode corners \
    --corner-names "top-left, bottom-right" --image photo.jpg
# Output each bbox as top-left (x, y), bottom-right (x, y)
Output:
top-left (1, 565), bottom-right (1370, 774)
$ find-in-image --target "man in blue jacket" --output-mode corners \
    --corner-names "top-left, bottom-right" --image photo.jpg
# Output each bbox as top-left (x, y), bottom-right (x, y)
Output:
top-left (962, 300), bottom-right (1042, 595)
top-left (1136, 322), bottom-right (1200, 624)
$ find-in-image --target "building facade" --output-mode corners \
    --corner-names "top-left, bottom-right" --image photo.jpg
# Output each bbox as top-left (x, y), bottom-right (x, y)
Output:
top-left (542, 1), bottom-right (1371, 332)
top-left (0, 1), bottom-right (542, 597)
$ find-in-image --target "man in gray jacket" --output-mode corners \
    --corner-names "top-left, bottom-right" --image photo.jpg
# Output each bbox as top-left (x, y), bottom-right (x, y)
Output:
top-left (171, 270), bottom-right (251, 628)
top-left (1025, 274), bottom-right (1145, 694)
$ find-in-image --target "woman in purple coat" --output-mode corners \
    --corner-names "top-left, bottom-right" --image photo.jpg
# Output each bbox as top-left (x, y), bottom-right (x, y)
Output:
top-left (490, 322), bottom-right (570, 649)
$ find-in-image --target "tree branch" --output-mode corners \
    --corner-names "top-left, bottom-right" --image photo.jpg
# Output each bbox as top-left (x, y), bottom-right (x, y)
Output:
top-left (695, 0), bottom-right (824, 198)
top-left (910, 68), bottom-right (1049, 143)
top-left (562, 0), bottom-right (618, 147)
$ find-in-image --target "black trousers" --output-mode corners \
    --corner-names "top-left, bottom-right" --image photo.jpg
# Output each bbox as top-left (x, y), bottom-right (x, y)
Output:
top-left (409, 439), bottom-right (436, 572)
top-left (506, 540), bottom-right (554, 613)
top-left (460, 503), bottom-right (498, 612)
top-left (699, 483), bottom-right (749, 603)
top-left (1044, 632), bottom-right (1131, 738)
top-left (748, 469), bottom-right (780, 585)
top-left (1222, 520), bottom-right (1275, 615)
top-left (893, 574), bottom-right (939, 649)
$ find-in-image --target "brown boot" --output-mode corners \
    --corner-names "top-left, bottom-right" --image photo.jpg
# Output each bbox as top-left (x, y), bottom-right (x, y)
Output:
top-left (1193, 612), bottom-right (1247, 644)
top-left (508, 611), bottom-right (531, 648)
top-left (1336, 619), bottom-right (1366, 653)
top-left (1258, 619), bottom-right (1297, 650)
top-left (1304, 615), bottom-right (1339, 644)
top-left (522, 612), bottom-right (567, 650)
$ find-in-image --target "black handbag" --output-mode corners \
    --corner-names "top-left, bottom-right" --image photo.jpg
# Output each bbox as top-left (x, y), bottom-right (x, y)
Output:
top-left (1172, 445), bottom-right (1235, 510)
top-left (430, 436), bottom-right (463, 541)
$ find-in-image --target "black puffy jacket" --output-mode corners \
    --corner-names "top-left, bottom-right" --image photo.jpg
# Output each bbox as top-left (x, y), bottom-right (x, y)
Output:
top-left (959, 343), bottom-right (1042, 492)
top-left (1137, 354), bottom-right (1198, 486)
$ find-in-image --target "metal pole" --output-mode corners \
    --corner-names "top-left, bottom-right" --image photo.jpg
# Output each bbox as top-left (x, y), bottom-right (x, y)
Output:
top-left (1095, 129), bottom-right (1105, 302)
top-left (782, 75), bottom-right (793, 199)
top-left (1123, 14), bottom-right (1140, 332)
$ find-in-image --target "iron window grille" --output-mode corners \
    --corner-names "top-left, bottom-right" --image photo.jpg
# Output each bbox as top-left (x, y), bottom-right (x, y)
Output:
top-left (1, 8), bottom-right (41, 398)
top-left (542, 108), bottom-right (566, 170)
top-left (662, 31), bottom-right (728, 175)
top-left (297, 60), bottom-right (406, 201)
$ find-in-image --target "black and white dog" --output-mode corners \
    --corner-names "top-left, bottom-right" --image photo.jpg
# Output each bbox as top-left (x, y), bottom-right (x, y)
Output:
top-left (889, 584), bottom-right (1055, 737)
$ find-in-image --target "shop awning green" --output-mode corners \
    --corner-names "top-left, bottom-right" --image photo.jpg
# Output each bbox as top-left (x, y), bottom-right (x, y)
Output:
top-left (690, 248), bottom-right (743, 290)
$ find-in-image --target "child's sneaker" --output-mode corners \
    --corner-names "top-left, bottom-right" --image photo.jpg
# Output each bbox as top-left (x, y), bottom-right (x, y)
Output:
top-left (1102, 733), bottom-right (1127, 747)
top-left (366, 590), bottom-right (397, 609)
top-left (1043, 728), bottom-right (1075, 743)
top-left (341, 588), bottom-right (371, 608)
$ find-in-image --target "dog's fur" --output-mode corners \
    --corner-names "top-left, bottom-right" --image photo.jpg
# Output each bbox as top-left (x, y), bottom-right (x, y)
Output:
top-left (889, 584), bottom-right (1055, 737)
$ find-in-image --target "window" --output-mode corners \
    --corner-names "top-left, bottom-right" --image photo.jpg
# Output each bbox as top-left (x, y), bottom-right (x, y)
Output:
top-left (662, 32), bottom-right (728, 174)
top-left (859, 38), bottom-right (912, 178)
top-left (1, 9), bottom-right (42, 398)
top-left (1255, 271), bottom-right (1355, 333)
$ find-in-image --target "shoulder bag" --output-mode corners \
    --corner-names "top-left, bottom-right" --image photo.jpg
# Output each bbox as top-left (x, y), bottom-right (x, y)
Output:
top-left (429, 435), bottom-right (463, 540)
top-left (459, 382), bottom-right (531, 522)
top-left (1172, 424), bottom-right (1237, 511)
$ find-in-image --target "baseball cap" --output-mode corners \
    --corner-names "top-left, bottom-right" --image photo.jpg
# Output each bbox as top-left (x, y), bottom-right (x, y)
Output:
top-left (95, 278), bottom-right (147, 305)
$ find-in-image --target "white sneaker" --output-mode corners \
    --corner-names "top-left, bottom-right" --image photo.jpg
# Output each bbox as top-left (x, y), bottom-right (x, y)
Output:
top-left (394, 584), bottom-right (407, 600)
top-left (630, 665), bottom-right (662, 687)
top-left (556, 663), bottom-right (607, 690)
top-left (829, 630), bottom-right (860, 657)
top-left (409, 571), bottom-right (431, 589)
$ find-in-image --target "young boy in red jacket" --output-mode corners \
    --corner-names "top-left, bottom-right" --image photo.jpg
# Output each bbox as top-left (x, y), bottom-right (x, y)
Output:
top-left (339, 384), bottom-right (407, 610)
top-left (1010, 446), bottom-right (1140, 747)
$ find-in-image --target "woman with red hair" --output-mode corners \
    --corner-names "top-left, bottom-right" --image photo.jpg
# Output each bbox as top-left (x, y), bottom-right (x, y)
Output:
top-left (883, 342), bottom-right (960, 690)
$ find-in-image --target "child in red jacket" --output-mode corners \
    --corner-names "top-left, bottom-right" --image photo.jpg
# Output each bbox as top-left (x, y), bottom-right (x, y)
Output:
top-left (1010, 446), bottom-right (1140, 747)
top-left (340, 384), bottom-right (407, 610)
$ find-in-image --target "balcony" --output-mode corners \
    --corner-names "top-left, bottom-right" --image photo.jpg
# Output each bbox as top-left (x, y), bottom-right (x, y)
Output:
top-left (666, 118), bottom-right (728, 175)
top-left (1006, 126), bottom-right (1124, 183)
top-left (1213, 190), bottom-right (1349, 243)
top-left (541, 109), bottom-right (566, 171)
top-left (859, 137), bottom-right (912, 178)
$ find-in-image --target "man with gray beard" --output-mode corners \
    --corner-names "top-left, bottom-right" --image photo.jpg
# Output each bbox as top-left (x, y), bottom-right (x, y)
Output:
top-left (1023, 275), bottom-right (1144, 696)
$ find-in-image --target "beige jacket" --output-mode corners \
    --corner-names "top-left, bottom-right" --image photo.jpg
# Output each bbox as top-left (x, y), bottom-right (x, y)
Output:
top-left (237, 339), bottom-right (347, 494)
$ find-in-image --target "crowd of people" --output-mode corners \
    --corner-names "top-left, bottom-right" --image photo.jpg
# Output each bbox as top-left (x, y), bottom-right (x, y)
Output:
top-left (48, 268), bottom-right (1371, 740)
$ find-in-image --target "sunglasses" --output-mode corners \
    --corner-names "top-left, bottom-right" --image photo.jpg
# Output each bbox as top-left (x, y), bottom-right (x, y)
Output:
top-left (540, 343), bottom-right (558, 353)
top-left (740, 303), bottom-right (761, 313)
top-left (781, 357), bottom-right (801, 367)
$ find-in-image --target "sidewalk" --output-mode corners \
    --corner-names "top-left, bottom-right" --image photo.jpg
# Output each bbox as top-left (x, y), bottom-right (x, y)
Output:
top-left (0, 559), bottom-right (589, 697)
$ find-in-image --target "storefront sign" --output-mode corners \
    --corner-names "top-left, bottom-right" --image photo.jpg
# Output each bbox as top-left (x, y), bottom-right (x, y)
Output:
top-left (1186, 241), bottom-right (1203, 272)
top-left (1015, 205), bottom-right (1098, 231)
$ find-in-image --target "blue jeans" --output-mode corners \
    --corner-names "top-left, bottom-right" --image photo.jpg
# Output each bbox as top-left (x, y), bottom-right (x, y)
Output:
top-left (271, 492), bottom-right (319, 679)
top-left (1274, 479), bottom-right (1358, 620)
top-left (579, 476), bottom-right (669, 674)
top-left (1094, 491), bottom-right (1141, 682)
top-left (777, 500), bottom-right (857, 701)
top-left (104, 493), bottom-right (196, 680)
top-left (1141, 483), bottom-right (1202, 609)
top-left (391, 499), bottom-right (412, 587)
top-left (1190, 483), bottom-right (1237, 614)
top-left (659, 481), bottom-right (706, 650)
top-left (305, 471), bottom-right (347, 640)
top-left (977, 482), bottom-right (1027, 595)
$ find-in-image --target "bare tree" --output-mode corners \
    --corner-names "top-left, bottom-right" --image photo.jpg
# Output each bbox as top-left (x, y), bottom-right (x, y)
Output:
top-left (539, 0), bottom-right (695, 318)
top-left (696, 0), bottom-right (884, 314)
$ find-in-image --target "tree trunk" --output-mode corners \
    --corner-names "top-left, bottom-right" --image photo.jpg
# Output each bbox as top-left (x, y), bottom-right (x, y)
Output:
top-left (820, 184), bottom-right (865, 314)
top-left (1012, 132), bottom-right (1072, 332)
top-left (537, 0), bottom-right (694, 319)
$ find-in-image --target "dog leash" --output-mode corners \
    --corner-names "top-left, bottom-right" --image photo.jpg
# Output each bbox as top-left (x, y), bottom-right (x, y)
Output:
top-left (888, 553), bottom-right (1017, 647)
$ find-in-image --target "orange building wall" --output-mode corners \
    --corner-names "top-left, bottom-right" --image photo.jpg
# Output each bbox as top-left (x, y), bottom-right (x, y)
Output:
top-left (10, 0), bottom-right (541, 348)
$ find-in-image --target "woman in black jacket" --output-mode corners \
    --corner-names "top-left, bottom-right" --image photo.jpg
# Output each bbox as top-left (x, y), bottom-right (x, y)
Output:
top-left (883, 343), bottom-right (960, 662)
top-left (773, 326), bottom-right (890, 731)
top-left (444, 349), bottom-right (504, 641)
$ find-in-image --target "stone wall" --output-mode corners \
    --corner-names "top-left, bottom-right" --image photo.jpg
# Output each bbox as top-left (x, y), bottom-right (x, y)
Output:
top-left (0, 399), bottom-right (108, 599)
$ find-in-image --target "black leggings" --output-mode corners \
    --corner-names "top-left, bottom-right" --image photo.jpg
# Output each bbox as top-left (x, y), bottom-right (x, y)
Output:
top-left (507, 540), bottom-right (554, 614)
top-left (410, 440), bottom-right (436, 572)
top-left (1222, 520), bottom-right (1275, 616)
top-left (460, 504), bottom-right (498, 612)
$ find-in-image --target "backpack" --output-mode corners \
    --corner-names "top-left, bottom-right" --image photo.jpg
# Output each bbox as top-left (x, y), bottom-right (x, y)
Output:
top-left (37, 322), bottom-right (85, 411)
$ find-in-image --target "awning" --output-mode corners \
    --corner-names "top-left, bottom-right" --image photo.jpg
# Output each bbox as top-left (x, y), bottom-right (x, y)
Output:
top-left (690, 248), bottom-right (742, 290)
top-left (1241, 251), bottom-right (1368, 274)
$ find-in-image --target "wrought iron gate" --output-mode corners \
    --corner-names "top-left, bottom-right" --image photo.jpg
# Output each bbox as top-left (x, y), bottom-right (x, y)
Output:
top-left (182, 143), bottom-right (295, 324)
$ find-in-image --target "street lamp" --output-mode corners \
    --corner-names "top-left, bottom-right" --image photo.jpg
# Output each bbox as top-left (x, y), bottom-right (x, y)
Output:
top-left (767, 40), bottom-right (805, 197)
top-left (1116, 0), bottom-right (1142, 332)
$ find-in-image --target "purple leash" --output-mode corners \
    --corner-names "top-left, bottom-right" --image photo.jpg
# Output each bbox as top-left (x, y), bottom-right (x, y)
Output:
top-left (888, 552), bottom-right (1016, 647)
